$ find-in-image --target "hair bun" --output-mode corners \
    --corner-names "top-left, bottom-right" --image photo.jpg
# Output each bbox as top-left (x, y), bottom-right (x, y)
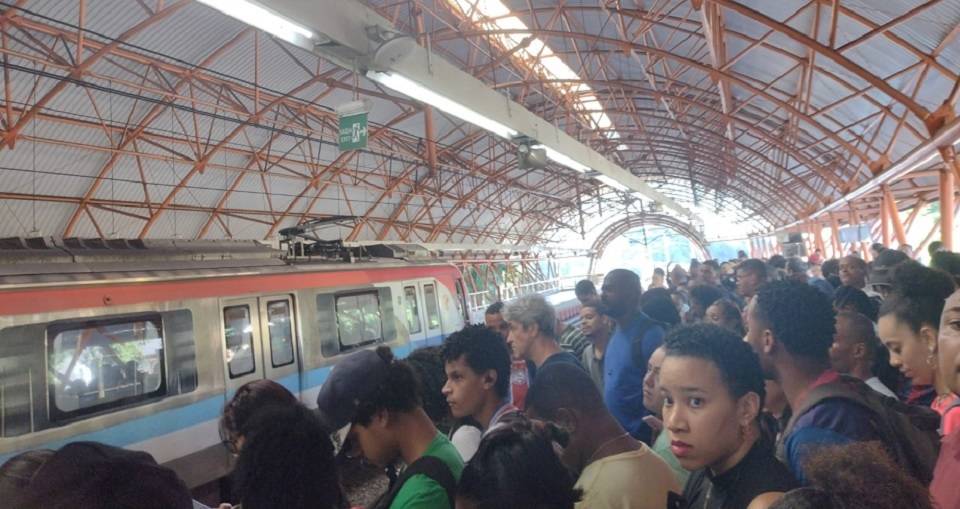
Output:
top-left (889, 261), bottom-right (955, 300)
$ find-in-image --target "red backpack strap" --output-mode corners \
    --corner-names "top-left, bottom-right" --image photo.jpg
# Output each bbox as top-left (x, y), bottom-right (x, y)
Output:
top-left (947, 396), bottom-right (960, 414)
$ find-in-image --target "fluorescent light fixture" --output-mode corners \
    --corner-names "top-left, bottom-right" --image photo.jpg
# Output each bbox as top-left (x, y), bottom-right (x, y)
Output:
top-left (196, 0), bottom-right (314, 46)
top-left (597, 175), bottom-right (629, 191)
top-left (367, 70), bottom-right (519, 140)
top-left (447, 0), bottom-right (624, 143)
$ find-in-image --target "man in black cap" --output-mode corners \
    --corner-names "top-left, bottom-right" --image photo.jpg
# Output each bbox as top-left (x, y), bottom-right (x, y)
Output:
top-left (316, 346), bottom-right (463, 509)
top-left (867, 248), bottom-right (909, 299)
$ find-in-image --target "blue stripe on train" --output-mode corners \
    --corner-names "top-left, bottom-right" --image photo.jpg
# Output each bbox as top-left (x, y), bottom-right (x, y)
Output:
top-left (0, 335), bottom-right (445, 464)
top-left (0, 395), bottom-right (225, 465)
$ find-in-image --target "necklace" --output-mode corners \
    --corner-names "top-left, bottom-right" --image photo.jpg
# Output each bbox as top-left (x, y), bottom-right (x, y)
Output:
top-left (586, 432), bottom-right (631, 464)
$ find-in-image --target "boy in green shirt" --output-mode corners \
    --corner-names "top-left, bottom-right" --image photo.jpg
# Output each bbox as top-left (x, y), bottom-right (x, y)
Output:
top-left (317, 346), bottom-right (463, 509)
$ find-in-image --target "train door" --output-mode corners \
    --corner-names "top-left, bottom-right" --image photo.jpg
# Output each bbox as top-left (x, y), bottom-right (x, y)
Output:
top-left (258, 295), bottom-right (300, 394)
top-left (421, 281), bottom-right (443, 345)
top-left (401, 282), bottom-right (427, 347)
top-left (221, 295), bottom-right (300, 395)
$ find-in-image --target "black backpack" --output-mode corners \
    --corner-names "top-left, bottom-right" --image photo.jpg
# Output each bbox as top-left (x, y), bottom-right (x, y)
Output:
top-left (780, 375), bottom-right (941, 483)
top-left (372, 455), bottom-right (457, 509)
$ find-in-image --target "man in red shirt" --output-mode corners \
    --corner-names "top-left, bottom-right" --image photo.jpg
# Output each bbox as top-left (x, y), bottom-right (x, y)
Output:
top-left (808, 249), bottom-right (822, 266)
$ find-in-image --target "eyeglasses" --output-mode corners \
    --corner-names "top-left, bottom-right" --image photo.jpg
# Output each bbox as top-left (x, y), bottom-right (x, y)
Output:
top-left (220, 427), bottom-right (241, 455)
top-left (222, 437), bottom-right (240, 455)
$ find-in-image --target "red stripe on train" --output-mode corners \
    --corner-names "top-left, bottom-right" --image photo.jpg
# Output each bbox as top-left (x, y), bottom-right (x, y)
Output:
top-left (0, 265), bottom-right (460, 316)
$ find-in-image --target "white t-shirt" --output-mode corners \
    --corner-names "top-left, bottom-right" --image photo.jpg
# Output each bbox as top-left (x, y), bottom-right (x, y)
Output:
top-left (575, 444), bottom-right (681, 509)
top-left (450, 424), bottom-right (482, 462)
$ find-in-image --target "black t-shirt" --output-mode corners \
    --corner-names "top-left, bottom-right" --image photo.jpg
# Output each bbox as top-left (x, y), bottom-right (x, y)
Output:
top-left (538, 351), bottom-right (584, 372)
top-left (682, 439), bottom-right (797, 509)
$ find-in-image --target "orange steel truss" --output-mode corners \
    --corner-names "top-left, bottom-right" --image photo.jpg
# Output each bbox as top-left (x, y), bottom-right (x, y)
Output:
top-left (0, 1), bottom-right (957, 250)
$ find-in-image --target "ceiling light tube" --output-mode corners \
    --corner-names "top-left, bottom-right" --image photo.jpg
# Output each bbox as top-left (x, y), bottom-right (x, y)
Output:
top-left (196, 0), bottom-right (314, 46)
top-left (367, 70), bottom-right (518, 140)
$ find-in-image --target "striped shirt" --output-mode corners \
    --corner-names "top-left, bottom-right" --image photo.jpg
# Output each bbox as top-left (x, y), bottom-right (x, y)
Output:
top-left (558, 320), bottom-right (590, 359)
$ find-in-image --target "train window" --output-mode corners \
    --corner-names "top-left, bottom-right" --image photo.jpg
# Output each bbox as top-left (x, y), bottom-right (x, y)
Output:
top-left (336, 292), bottom-right (383, 350)
top-left (223, 306), bottom-right (256, 378)
top-left (424, 284), bottom-right (441, 330)
top-left (48, 315), bottom-right (165, 419)
top-left (266, 300), bottom-right (294, 368)
top-left (403, 286), bottom-right (422, 334)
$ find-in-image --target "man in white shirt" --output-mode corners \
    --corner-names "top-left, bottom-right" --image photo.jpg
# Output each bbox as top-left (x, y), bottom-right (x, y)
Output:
top-left (829, 310), bottom-right (898, 398)
top-left (442, 325), bottom-right (519, 461)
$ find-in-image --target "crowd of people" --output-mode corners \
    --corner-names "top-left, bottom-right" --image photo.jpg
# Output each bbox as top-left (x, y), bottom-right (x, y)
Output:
top-left (3, 243), bottom-right (960, 509)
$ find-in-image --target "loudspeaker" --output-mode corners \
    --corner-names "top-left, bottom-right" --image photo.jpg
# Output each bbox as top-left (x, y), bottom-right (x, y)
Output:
top-left (783, 242), bottom-right (806, 258)
top-left (518, 145), bottom-right (548, 169)
top-left (778, 232), bottom-right (804, 244)
top-left (371, 35), bottom-right (416, 71)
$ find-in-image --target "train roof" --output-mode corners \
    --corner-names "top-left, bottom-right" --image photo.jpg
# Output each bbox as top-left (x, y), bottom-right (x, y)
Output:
top-left (0, 237), bottom-right (457, 289)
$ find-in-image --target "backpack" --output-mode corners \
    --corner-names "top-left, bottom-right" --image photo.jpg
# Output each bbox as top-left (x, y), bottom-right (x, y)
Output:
top-left (781, 375), bottom-right (941, 484)
top-left (372, 455), bottom-right (456, 509)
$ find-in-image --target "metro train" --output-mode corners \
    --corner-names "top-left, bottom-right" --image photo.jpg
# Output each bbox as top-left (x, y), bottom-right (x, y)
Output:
top-left (0, 238), bottom-right (471, 489)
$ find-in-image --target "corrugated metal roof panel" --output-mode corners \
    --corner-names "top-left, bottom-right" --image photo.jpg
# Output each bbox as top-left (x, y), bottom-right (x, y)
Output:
top-left (0, 0), bottom-right (954, 240)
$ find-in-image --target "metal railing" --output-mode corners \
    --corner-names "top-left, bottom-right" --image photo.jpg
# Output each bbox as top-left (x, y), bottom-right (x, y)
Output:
top-left (465, 274), bottom-right (601, 324)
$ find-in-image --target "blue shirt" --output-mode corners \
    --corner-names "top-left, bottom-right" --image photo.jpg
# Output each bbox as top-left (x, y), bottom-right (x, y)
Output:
top-left (603, 313), bottom-right (664, 443)
top-left (784, 399), bottom-right (879, 484)
top-left (808, 277), bottom-right (834, 297)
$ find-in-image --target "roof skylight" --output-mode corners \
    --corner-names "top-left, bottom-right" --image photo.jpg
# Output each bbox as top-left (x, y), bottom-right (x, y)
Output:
top-left (447, 0), bottom-right (623, 146)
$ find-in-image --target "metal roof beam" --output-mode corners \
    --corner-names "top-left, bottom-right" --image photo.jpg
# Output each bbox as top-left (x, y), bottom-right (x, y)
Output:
top-left (256, 0), bottom-right (693, 219)
top-left (779, 114), bottom-right (960, 230)
top-left (708, 0), bottom-right (929, 121)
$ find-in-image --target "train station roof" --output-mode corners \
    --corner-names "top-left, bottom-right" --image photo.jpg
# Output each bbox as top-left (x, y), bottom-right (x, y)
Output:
top-left (0, 1), bottom-right (958, 246)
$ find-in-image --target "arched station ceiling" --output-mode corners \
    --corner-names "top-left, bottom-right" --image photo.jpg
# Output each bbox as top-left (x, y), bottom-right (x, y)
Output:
top-left (0, 1), bottom-right (959, 246)
top-left (588, 214), bottom-right (711, 273)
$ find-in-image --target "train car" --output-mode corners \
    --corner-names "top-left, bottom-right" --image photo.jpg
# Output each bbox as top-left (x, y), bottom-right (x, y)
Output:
top-left (0, 238), bottom-right (468, 489)
top-left (547, 289), bottom-right (583, 323)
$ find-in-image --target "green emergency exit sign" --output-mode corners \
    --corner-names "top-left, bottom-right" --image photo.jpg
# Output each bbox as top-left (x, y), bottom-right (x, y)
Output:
top-left (338, 112), bottom-right (368, 151)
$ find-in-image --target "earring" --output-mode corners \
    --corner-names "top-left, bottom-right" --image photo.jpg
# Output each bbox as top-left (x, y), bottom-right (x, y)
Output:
top-left (927, 349), bottom-right (937, 366)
